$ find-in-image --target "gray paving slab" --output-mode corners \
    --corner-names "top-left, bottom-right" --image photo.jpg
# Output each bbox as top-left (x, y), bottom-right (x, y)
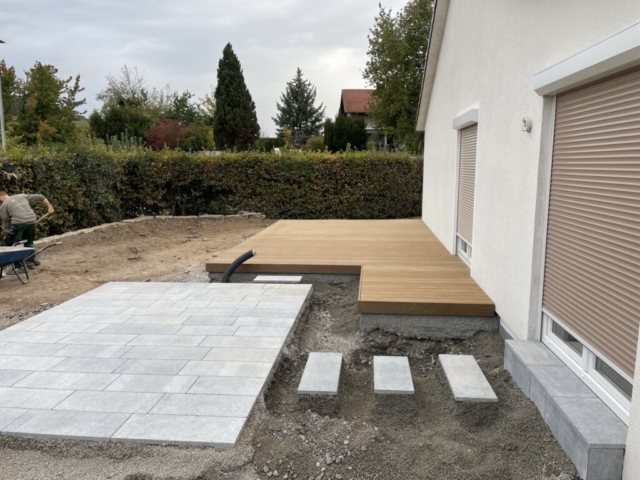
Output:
top-left (183, 316), bottom-right (238, 326)
top-left (0, 387), bottom-right (73, 409)
top-left (177, 361), bottom-right (225, 376)
top-left (0, 355), bottom-right (65, 371)
top-left (253, 275), bottom-right (302, 284)
top-left (14, 372), bottom-right (118, 391)
top-left (0, 282), bottom-right (307, 446)
top-left (122, 307), bottom-right (188, 316)
top-left (219, 362), bottom-right (273, 378)
top-left (203, 348), bottom-right (280, 363)
top-left (234, 326), bottom-right (290, 338)
top-left (55, 391), bottom-right (163, 414)
top-left (107, 299), bottom-right (159, 308)
top-left (125, 315), bottom-right (189, 325)
top-left (506, 340), bottom-right (563, 366)
top-left (232, 318), bottom-right (296, 327)
top-left (127, 335), bottom-right (206, 347)
top-left (61, 333), bottom-right (137, 346)
top-left (182, 308), bottom-right (238, 317)
top-left (0, 331), bottom-right (70, 344)
top-left (122, 346), bottom-right (210, 360)
top-left (188, 377), bottom-right (265, 396)
top-left (150, 300), bottom-right (212, 309)
top-left (3, 409), bottom-right (130, 441)
top-left (115, 359), bottom-right (188, 375)
top-left (176, 326), bottom-right (238, 336)
top-left (51, 345), bottom-right (132, 359)
top-left (0, 407), bottom-right (28, 429)
top-left (68, 314), bottom-right (132, 324)
top-left (0, 342), bottom-right (66, 356)
top-left (76, 306), bottom-right (130, 315)
top-left (101, 324), bottom-right (182, 335)
top-left (438, 355), bottom-right (498, 403)
top-left (200, 336), bottom-right (286, 349)
top-left (51, 357), bottom-right (126, 374)
top-left (150, 393), bottom-right (255, 417)
top-left (30, 322), bottom-right (109, 334)
top-left (106, 374), bottom-right (197, 394)
top-left (298, 352), bottom-right (342, 395)
top-left (373, 356), bottom-right (414, 395)
top-left (4, 322), bottom-right (40, 332)
top-left (112, 413), bottom-right (245, 447)
top-left (0, 370), bottom-right (32, 387)
top-left (233, 308), bottom-right (300, 318)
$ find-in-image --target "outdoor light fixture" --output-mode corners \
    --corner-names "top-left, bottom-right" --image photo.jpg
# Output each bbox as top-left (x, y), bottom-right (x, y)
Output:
top-left (522, 116), bottom-right (532, 133)
top-left (0, 39), bottom-right (6, 151)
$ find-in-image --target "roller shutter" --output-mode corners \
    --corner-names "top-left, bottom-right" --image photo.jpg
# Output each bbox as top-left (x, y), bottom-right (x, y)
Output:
top-left (543, 66), bottom-right (640, 377)
top-left (457, 124), bottom-right (478, 244)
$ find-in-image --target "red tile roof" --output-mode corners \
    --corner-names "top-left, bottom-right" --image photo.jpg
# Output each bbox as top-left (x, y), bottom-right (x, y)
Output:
top-left (341, 89), bottom-right (373, 114)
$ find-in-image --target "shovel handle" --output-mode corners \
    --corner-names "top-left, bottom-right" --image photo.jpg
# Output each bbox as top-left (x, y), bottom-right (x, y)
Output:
top-left (36, 212), bottom-right (53, 225)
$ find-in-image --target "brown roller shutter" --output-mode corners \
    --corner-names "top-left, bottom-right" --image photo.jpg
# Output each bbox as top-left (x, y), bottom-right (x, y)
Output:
top-left (457, 124), bottom-right (478, 244)
top-left (543, 66), bottom-right (640, 377)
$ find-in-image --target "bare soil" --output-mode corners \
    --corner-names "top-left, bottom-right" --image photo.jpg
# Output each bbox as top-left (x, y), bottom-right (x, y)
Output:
top-left (0, 219), bottom-right (578, 480)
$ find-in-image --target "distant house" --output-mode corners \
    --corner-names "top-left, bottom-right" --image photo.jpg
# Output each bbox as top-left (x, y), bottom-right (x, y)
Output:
top-left (339, 89), bottom-right (386, 147)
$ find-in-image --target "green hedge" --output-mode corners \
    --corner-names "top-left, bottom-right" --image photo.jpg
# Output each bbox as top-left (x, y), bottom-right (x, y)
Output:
top-left (0, 144), bottom-right (423, 237)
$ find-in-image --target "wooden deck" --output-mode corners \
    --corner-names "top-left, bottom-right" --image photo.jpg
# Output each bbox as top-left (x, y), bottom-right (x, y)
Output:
top-left (206, 220), bottom-right (495, 317)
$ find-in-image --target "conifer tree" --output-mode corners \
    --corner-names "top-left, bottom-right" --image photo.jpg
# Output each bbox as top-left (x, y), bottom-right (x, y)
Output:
top-left (213, 43), bottom-right (260, 150)
top-left (273, 68), bottom-right (325, 146)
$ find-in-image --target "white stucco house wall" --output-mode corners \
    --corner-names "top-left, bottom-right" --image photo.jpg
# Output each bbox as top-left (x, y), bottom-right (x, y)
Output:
top-left (416, 1), bottom-right (640, 478)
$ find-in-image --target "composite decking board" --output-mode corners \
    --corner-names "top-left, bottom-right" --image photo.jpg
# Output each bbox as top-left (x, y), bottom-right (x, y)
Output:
top-left (206, 220), bottom-right (494, 317)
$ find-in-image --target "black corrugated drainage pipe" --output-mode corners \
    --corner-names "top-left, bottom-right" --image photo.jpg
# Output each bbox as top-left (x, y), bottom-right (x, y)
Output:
top-left (221, 249), bottom-right (256, 283)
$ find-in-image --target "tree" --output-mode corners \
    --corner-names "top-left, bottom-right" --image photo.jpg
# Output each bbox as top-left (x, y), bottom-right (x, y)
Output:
top-left (0, 61), bottom-right (19, 119)
top-left (145, 118), bottom-right (188, 150)
top-left (273, 68), bottom-right (325, 146)
top-left (324, 115), bottom-right (367, 153)
top-left (13, 62), bottom-right (86, 144)
top-left (363, 0), bottom-right (432, 152)
top-left (213, 43), bottom-right (260, 150)
top-left (89, 98), bottom-right (154, 139)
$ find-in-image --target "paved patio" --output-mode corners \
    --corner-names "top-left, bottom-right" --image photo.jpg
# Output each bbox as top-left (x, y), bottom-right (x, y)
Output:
top-left (0, 281), bottom-right (310, 446)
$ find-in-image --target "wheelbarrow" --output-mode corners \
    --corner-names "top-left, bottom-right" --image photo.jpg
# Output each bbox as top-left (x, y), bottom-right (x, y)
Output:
top-left (0, 245), bottom-right (36, 284)
top-left (0, 242), bottom-right (60, 285)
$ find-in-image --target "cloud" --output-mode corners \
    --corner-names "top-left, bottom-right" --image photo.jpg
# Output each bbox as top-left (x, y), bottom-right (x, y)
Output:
top-left (0, 0), bottom-right (409, 136)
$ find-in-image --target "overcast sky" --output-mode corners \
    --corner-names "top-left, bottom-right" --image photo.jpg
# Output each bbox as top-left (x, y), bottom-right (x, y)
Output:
top-left (0, 0), bottom-right (408, 136)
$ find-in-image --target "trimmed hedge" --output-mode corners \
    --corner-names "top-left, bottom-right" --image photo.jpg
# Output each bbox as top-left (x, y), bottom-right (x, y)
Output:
top-left (0, 144), bottom-right (423, 237)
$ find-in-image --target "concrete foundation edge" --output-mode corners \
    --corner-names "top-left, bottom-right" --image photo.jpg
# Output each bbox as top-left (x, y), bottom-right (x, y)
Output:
top-left (361, 313), bottom-right (499, 340)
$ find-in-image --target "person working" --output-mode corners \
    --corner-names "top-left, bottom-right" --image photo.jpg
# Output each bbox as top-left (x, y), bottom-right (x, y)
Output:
top-left (0, 191), bottom-right (54, 268)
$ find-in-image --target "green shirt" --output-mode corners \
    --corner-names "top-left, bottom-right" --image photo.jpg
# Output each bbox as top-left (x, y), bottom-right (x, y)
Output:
top-left (0, 194), bottom-right (44, 231)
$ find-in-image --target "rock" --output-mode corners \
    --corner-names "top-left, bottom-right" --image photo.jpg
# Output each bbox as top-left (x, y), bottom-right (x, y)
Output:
top-left (336, 456), bottom-right (344, 464)
top-left (335, 475), bottom-right (343, 480)
top-left (268, 473), bottom-right (273, 478)
top-left (264, 466), bottom-right (270, 473)
top-left (325, 454), bottom-right (333, 465)
top-left (273, 471), bottom-right (279, 477)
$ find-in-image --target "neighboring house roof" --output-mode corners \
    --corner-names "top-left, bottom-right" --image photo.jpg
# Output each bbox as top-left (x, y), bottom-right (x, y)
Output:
top-left (340, 89), bottom-right (373, 114)
top-left (415, 0), bottom-right (450, 132)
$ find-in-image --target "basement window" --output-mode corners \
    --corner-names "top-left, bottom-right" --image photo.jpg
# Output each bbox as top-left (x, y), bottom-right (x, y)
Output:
top-left (456, 236), bottom-right (472, 266)
top-left (551, 321), bottom-right (583, 356)
top-left (595, 357), bottom-right (633, 401)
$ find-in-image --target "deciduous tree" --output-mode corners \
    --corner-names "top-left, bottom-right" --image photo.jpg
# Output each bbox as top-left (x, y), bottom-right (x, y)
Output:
top-left (363, 0), bottom-right (432, 152)
top-left (213, 43), bottom-right (260, 150)
top-left (273, 68), bottom-right (325, 146)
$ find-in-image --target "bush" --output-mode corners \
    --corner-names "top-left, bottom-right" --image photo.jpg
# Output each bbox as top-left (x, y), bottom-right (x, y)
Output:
top-left (256, 137), bottom-right (286, 152)
top-left (305, 136), bottom-right (324, 152)
top-left (324, 115), bottom-right (367, 152)
top-left (0, 144), bottom-right (423, 238)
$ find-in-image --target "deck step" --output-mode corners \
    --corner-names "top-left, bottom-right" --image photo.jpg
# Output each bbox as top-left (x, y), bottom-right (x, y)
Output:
top-left (298, 352), bottom-right (342, 395)
top-left (254, 275), bottom-right (303, 284)
top-left (373, 356), bottom-right (414, 394)
top-left (439, 354), bottom-right (498, 403)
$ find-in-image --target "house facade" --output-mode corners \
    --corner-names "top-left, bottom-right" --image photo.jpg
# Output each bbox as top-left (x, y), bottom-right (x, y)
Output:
top-left (416, 1), bottom-right (640, 478)
top-left (339, 89), bottom-right (386, 147)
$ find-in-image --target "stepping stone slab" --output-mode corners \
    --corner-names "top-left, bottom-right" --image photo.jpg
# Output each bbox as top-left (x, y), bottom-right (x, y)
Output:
top-left (439, 354), bottom-right (498, 403)
top-left (373, 356), bottom-right (414, 394)
top-left (298, 352), bottom-right (342, 396)
top-left (254, 275), bottom-right (303, 284)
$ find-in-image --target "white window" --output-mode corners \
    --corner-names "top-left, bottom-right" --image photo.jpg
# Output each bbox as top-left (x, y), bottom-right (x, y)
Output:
top-left (456, 236), bottom-right (472, 266)
top-left (542, 312), bottom-right (632, 424)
